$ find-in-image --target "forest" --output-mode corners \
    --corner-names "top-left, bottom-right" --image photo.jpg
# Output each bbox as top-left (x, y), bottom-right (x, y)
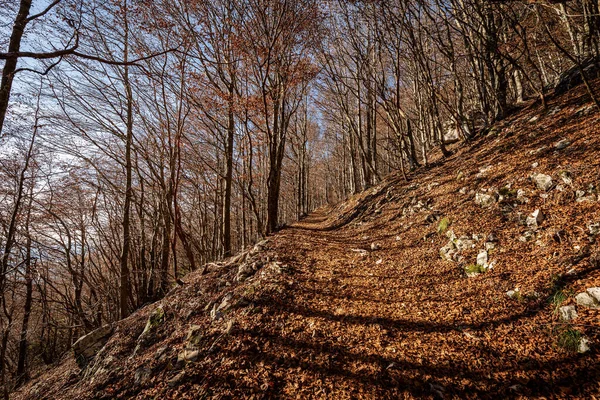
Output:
top-left (1, 0), bottom-right (599, 396)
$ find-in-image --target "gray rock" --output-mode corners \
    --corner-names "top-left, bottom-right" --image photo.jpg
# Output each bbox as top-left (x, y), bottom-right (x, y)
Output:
top-left (587, 287), bottom-right (600, 303)
top-left (555, 139), bottom-right (571, 150)
top-left (475, 192), bottom-right (496, 207)
top-left (560, 171), bottom-right (573, 186)
top-left (177, 348), bottom-right (199, 363)
top-left (134, 366), bottom-right (152, 387)
top-left (578, 337), bottom-right (591, 354)
top-left (477, 250), bottom-right (488, 267)
top-left (445, 229), bottom-right (457, 241)
top-left (484, 242), bottom-right (496, 251)
top-left (576, 194), bottom-right (597, 203)
top-left (507, 288), bottom-right (521, 299)
top-left (558, 305), bottom-right (578, 321)
top-left (486, 233), bottom-right (498, 243)
top-left (73, 324), bottom-right (113, 366)
top-left (455, 236), bottom-right (475, 251)
top-left (516, 189), bottom-right (529, 203)
top-left (371, 243), bottom-right (381, 251)
top-left (168, 371), bottom-right (186, 387)
top-left (526, 209), bottom-right (544, 229)
top-left (575, 292), bottom-right (599, 309)
top-left (185, 325), bottom-right (203, 346)
top-left (440, 242), bottom-right (456, 261)
top-left (519, 231), bottom-right (536, 242)
top-left (588, 223), bottom-right (600, 236)
top-left (531, 173), bottom-right (553, 191)
top-left (211, 293), bottom-right (233, 320)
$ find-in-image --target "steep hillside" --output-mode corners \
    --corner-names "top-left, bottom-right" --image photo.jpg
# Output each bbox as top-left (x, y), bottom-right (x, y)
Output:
top-left (14, 85), bottom-right (600, 399)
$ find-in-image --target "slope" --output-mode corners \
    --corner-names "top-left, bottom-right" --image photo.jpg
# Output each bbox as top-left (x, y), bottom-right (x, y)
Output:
top-left (13, 84), bottom-right (600, 399)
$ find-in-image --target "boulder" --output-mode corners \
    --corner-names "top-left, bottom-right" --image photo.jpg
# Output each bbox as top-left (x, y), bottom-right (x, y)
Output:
top-left (587, 287), bottom-right (600, 302)
top-left (475, 192), bottom-right (496, 207)
top-left (211, 293), bottom-right (233, 320)
top-left (578, 337), bottom-right (591, 354)
top-left (558, 305), bottom-right (578, 321)
top-left (440, 242), bottom-right (456, 261)
top-left (526, 209), bottom-right (544, 229)
top-left (555, 139), bottom-right (571, 150)
top-left (516, 189), bottom-right (530, 204)
top-left (443, 127), bottom-right (460, 144)
top-left (588, 223), bottom-right (600, 236)
top-left (555, 57), bottom-right (600, 95)
top-left (73, 324), bottom-right (114, 367)
top-left (560, 171), bottom-right (573, 186)
top-left (476, 250), bottom-right (488, 267)
top-left (575, 292), bottom-right (599, 309)
top-left (531, 173), bottom-right (553, 191)
top-left (455, 236), bottom-right (475, 251)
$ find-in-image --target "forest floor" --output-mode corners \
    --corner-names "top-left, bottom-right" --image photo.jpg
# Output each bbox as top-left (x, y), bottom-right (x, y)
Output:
top-left (14, 85), bottom-right (600, 399)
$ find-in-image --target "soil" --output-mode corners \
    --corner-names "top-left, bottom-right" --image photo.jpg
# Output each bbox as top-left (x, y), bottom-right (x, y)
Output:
top-left (13, 83), bottom-right (600, 399)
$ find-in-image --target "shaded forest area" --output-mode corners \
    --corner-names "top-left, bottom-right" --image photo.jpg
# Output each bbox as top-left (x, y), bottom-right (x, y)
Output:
top-left (1, 0), bottom-right (599, 395)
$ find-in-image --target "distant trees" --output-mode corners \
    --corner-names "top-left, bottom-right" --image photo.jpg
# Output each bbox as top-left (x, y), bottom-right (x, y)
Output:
top-left (1, 0), bottom-right (599, 394)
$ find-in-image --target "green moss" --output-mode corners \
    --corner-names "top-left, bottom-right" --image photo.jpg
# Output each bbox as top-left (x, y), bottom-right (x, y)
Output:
top-left (437, 217), bottom-right (451, 234)
top-left (464, 264), bottom-right (485, 275)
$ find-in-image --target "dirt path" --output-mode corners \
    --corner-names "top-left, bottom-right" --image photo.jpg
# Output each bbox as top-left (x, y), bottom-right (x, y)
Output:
top-left (230, 209), bottom-right (599, 399)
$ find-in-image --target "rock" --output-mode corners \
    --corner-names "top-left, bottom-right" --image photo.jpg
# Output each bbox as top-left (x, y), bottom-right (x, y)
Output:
top-left (185, 325), bottom-right (204, 346)
top-left (445, 229), bottom-right (457, 241)
top-left (459, 187), bottom-right (468, 195)
top-left (578, 337), bottom-right (591, 354)
top-left (440, 242), bottom-right (456, 261)
top-left (444, 127), bottom-right (460, 144)
top-left (559, 305), bottom-right (578, 321)
top-left (588, 223), bottom-right (600, 236)
top-left (211, 293), bottom-right (233, 320)
top-left (484, 242), bottom-right (496, 251)
top-left (235, 261), bottom-right (262, 282)
top-left (455, 236), bottom-right (475, 251)
top-left (168, 371), bottom-right (186, 387)
top-left (475, 192), bottom-right (496, 207)
top-left (507, 288), bottom-right (521, 299)
top-left (476, 250), bottom-right (488, 267)
top-left (526, 209), bottom-right (544, 229)
top-left (587, 287), bottom-right (600, 302)
top-left (476, 166), bottom-right (492, 179)
top-left (134, 366), bottom-right (152, 387)
top-left (577, 194), bottom-right (598, 203)
top-left (531, 162), bottom-right (539, 169)
top-left (177, 348), bottom-right (200, 364)
top-left (395, 236), bottom-right (401, 241)
top-left (575, 292), bottom-right (599, 309)
top-left (516, 189), bottom-right (529, 203)
top-left (519, 231), bottom-right (536, 242)
top-left (371, 243), bottom-right (381, 251)
top-left (560, 171), bottom-right (572, 185)
top-left (555, 139), bottom-right (571, 150)
top-left (529, 115), bottom-right (539, 123)
top-left (555, 56), bottom-right (600, 95)
top-left (131, 305), bottom-right (165, 358)
top-left (486, 233), bottom-right (498, 243)
top-left (531, 173), bottom-right (553, 191)
top-left (73, 324), bottom-right (114, 367)
top-left (154, 346), bottom-right (168, 361)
